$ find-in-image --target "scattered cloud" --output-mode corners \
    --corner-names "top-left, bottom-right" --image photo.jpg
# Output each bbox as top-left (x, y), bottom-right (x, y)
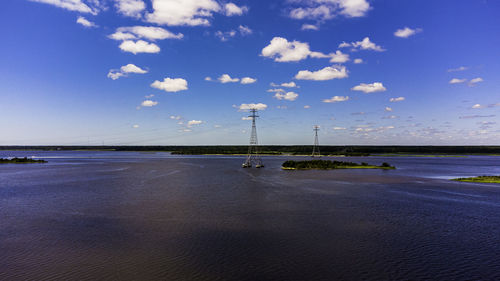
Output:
top-left (322, 96), bottom-right (349, 103)
top-left (237, 103), bottom-right (268, 111)
top-left (215, 30), bottom-right (236, 41)
top-left (382, 115), bottom-right (398, 119)
top-left (338, 37), bottom-right (385, 51)
top-left (241, 116), bottom-right (253, 120)
top-left (295, 65), bottom-right (348, 81)
top-left (145, 94), bottom-right (154, 98)
top-left (119, 40), bottom-right (160, 54)
top-left (353, 58), bottom-right (363, 64)
top-left (471, 103), bottom-right (500, 109)
top-left (333, 127), bottom-right (346, 130)
top-left (76, 16), bottom-right (97, 27)
top-left (238, 25), bottom-right (252, 35)
top-left (329, 50), bottom-right (349, 63)
top-left (274, 91), bottom-right (299, 101)
top-left (107, 63), bottom-right (148, 80)
top-left (448, 66), bottom-right (468, 72)
top-left (351, 112), bottom-right (365, 115)
top-left (394, 27), bottom-right (422, 38)
top-left (114, 0), bottom-right (145, 18)
top-left (241, 77), bottom-right (257, 84)
top-left (301, 24), bottom-right (319, 31)
top-left (459, 115), bottom-right (496, 119)
top-left (187, 120), bottom-right (203, 127)
top-left (385, 107), bottom-right (393, 112)
top-left (469, 77), bottom-right (483, 86)
top-left (288, 0), bottom-right (370, 21)
top-left (224, 3), bottom-right (248, 16)
top-left (267, 88), bottom-right (285, 93)
top-left (304, 105), bottom-right (311, 109)
top-left (351, 82), bottom-right (386, 93)
top-left (170, 115), bottom-right (182, 120)
top-left (449, 78), bottom-right (466, 84)
top-left (132, 124), bottom-right (140, 128)
top-left (29, 0), bottom-right (99, 15)
top-left (390, 97), bottom-right (405, 102)
top-left (280, 82), bottom-right (298, 88)
top-left (204, 77), bottom-right (212, 81)
top-left (145, 0), bottom-right (222, 26)
top-left (151, 77), bottom-right (188, 92)
top-left (218, 74), bottom-right (239, 83)
top-left (261, 37), bottom-right (316, 62)
top-left (109, 26), bottom-right (184, 41)
top-left (141, 100), bottom-right (158, 107)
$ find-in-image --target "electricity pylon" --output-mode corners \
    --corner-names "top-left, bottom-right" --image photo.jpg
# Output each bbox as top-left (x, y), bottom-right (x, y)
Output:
top-left (242, 109), bottom-right (264, 168)
top-left (312, 125), bottom-right (321, 157)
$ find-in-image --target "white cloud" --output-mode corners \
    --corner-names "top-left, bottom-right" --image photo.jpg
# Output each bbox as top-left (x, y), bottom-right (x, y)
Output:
top-left (267, 88), bottom-right (285, 93)
top-left (241, 116), bottom-right (253, 120)
top-left (382, 115), bottom-right (398, 119)
top-left (215, 30), bottom-right (236, 41)
top-left (145, 0), bottom-right (221, 26)
top-left (448, 66), bottom-right (468, 72)
top-left (304, 105), bottom-right (311, 109)
top-left (281, 81), bottom-right (297, 88)
top-left (224, 3), bottom-right (248, 16)
top-left (301, 24), bottom-right (319, 31)
top-left (449, 78), bottom-right (466, 84)
top-left (170, 115), bottom-right (182, 120)
top-left (141, 100), bottom-right (158, 107)
top-left (295, 65), bottom-right (348, 81)
top-left (339, 37), bottom-right (385, 51)
top-left (471, 103), bottom-right (500, 109)
top-left (385, 107), bottom-right (393, 112)
top-left (145, 94), bottom-right (154, 98)
top-left (472, 104), bottom-right (482, 109)
top-left (274, 92), bottom-right (299, 101)
top-left (107, 63), bottom-right (148, 80)
top-left (288, 0), bottom-right (370, 20)
top-left (204, 76), bottom-right (212, 81)
top-left (329, 50), bottom-right (349, 63)
top-left (241, 77), bottom-right (257, 84)
top-left (238, 25), bottom-right (252, 35)
top-left (151, 77), bottom-right (188, 92)
top-left (390, 97), bottom-right (405, 102)
top-left (76, 16), bottom-right (97, 27)
top-left (351, 82), bottom-right (386, 93)
top-left (29, 0), bottom-right (98, 14)
top-left (218, 74), bottom-right (239, 83)
top-left (110, 26), bottom-right (184, 41)
top-left (469, 77), bottom-right (483, 86)
top-left (237, 103), bottom-right (268, 111)
top-left (187, 120), bottom-right (203, 127)
top-left (353, 58), bottom-right (363, 64)
top-left (132, 124), bottom-right (140, 128)
top-left (261, 37), bottom-right (314, 62)
top-left (333, 127), bottom-right (346, 130)
top-left (394, 27), bottom-right (422, 38)
top-left (322, 96), bottom-right (349, 103)
top-left (114, 0), bottom-right (145, 18)
top-left (119, 40), bottom-right (160, 54)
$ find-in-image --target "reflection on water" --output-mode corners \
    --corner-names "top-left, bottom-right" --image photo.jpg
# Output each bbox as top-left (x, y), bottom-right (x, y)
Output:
top-left (1, 151), bottom-right (500, 280)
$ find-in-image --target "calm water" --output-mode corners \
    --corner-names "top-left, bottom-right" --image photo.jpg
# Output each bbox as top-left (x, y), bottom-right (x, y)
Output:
top-left (1, 151), bottom-right (500, 280)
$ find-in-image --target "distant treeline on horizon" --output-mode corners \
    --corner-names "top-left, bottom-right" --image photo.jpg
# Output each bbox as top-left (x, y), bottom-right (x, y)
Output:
top-left (1, 146), bottom-right (500, 155)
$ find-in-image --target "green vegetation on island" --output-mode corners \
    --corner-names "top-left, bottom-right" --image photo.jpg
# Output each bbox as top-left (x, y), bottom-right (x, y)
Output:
top-left (282, 160), bottom-right (395, 170)
top-left (0, 157), bottom-right (47, 164)
top-left (452, 176), bottom-right (500, 183)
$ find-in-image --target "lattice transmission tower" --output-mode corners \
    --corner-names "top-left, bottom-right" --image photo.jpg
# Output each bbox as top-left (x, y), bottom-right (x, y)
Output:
top-left (312, 125), bottom-right (321, 157)
top-left (242, 109), bottom-right (264, 168)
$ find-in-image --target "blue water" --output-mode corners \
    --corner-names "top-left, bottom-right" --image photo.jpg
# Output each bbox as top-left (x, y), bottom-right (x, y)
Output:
top-left (1, 151), bottom-right (499, 280)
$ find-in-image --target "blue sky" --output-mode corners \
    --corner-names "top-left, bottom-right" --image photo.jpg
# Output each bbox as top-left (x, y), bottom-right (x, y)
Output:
top-left (1, 0), bottom-right (499, 145)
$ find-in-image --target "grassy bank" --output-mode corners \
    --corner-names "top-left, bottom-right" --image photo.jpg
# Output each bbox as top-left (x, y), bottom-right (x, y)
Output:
top-left (0, 157), bottom-right (47, 164)
top-left (452, 176), bottom-right (500, 183)
top-left (281, 160), bottom-right (395, 170)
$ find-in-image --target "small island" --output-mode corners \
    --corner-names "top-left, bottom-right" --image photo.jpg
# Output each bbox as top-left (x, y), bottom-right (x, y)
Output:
top-left (452, 176), bottom-right (500, 183)
top-left (0, 157), bottom-right (47, 164)
top-left (282, 160), bottom-right (395, 170)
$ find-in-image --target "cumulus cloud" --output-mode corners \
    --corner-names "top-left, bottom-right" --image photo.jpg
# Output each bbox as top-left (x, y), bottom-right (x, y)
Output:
top-left (301, 24), bottom-right (319, 31)
top-left (288, 0), bottom-right (370, 21)
top-left (119, 40), bottom-right (160, 54)
top-left (304, 105), bottom-right (311, 109)
top-left (215, 30), bottom-right (236, 41)
top-left (385, 107), bottom-right (393, 112)
top-left (274, 91), bottom-right (299, 101)
top-left (151, 77), bottom-right (188, 92)
top-left (329, 50), bottom-right (349, 63)
top-left (170, 115), bottom-right (182, 120)
top-left (145, 0), bottom-right (221, 26)
top-left (448, 66), bottom-right (468, 72)
top-left (390, 97), bottom-right (405, 102)
top-left (281, 81), bottom-right (297, 88)
top-left (338, 37), bottom-right (385, 51)
top-left (241, 77), bottom-right (257, 84)
top-left (449, 78), bottom-right (466, 84)
top-left (394, 27), bottom-right (422, 38)
top-left (109, 26), bottom-right (184, 41)
top-left (107, 63), bottom-right (148, 80)
top-left (469, 77), bottom-right (483, 86)
top-left (187, 120), bottom-right (203, 127)
top-left (351, 82), bottom-right (386, 93)
top-left (76, 16), bottom-right (97, 27)
top-left (295, 65), bottom-right (348, 81)
top-left (353, 58), bottom-right (363, 64)
top-left (322, 96), bottom-right (349, 103)
top-left (267, 88), bottom-right (285, 93)
top-left (114, 0), bottom-right (145, 18)
top-left (238, 25), bottom-right (252, 35)
top-left (29, 0), bottom-right (99, 14)
top-left (218, 74), bottom-right (239, 83)
top-left (261, 37), bottom-right (349, 63)
top-left (204, 77), bottom-right (212, 81)
top-left (237, 103), bottom-right (268, 111)
top-left (224, 2), bottom-right (248, 16)
top-left (471, 103), bottom-right (500, 109)
top-left (141, 100), bottom-right (158, 107)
